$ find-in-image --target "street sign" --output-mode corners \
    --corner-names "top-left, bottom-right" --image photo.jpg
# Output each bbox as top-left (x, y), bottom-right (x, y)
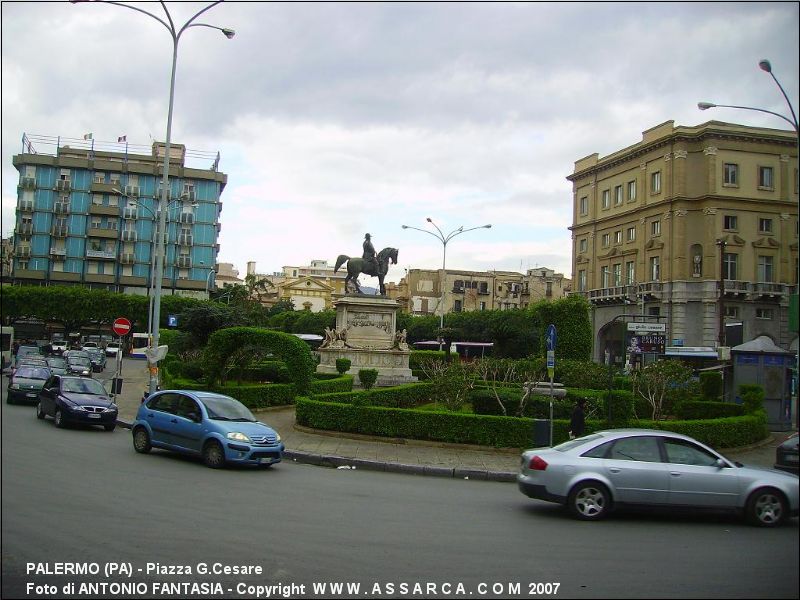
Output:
top-left (112, 317), bottom-right (132, 336)
top-left (627, 322), bottom-right (666, 333)
top-left (546, 324), bottom-right (557, 351)
top-left (167, 315), bottom-right (178, 327)
top-left (547, 350), bottom-right (555, 379)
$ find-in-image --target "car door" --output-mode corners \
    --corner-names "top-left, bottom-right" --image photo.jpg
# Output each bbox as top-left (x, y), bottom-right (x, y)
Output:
top-left (169, 394), bottom-right (206, 453)
top-left (603, 435), bottom-right (670, 505)
top-left (661, 437), bottom-right (741, 508)
top-left (143, 393), bottom-right (180, 447)
top-left (40, 375), bottom-right (60, 416)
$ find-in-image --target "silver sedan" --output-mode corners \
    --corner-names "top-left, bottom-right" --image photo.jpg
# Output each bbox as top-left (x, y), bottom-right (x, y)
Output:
top-left (518, 429), bottom-right (799, 526)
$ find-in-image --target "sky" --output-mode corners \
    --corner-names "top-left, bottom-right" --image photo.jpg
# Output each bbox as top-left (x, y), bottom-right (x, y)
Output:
top-left (2, 1), bottom-right (798, 286)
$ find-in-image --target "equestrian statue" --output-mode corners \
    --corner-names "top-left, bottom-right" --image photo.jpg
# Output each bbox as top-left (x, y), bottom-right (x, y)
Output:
top-left (335, 233), bottom-right (399, 295)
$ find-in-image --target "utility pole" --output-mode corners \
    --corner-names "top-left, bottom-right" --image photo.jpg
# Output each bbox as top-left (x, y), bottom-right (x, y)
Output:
top-left (716, 239), bottom-right (727, 347)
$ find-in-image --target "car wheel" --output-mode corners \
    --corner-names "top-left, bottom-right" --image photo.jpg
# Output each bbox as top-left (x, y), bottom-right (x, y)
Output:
top-left (746, 488), bottom-right (787, 527)
top-left (36, 402), bottom-right (45, 420)
top-left (132, 427), bottom-right (152, 454)
top-left (568, 481), bottom-right (611, 521)
top-left (104, 424), bottom-right (116, 432)
top-left (202, 440), bottom-right (226, 469)
top-left (54, 409), bottom-right (66, 429)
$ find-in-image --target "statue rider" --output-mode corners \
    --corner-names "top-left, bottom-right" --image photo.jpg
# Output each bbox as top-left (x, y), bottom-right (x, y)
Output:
top-left (362, 233), bottom-right (377, 275)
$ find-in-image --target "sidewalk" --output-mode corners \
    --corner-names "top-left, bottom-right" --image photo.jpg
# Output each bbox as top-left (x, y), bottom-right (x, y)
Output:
top-left (108, 358), bottom-right (795, 481)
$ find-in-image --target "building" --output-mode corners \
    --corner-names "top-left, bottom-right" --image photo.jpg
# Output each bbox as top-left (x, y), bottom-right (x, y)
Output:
top-left (214, 262), bottom-right (243, 289)
top-left (399, 267), bottom-right (570, 316)
top-left (1, 236), bottom-right (13, 280)
top-left (10, 133), bottom-right (226, 300)
top-left (567, 120), bottom-right (798, 363)
top-left (243, 259), bottom-right (349, 311)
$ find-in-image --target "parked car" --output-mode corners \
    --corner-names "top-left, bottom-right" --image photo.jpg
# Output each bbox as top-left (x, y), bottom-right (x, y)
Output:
top-left (105, 341), bottom-right (122, 358)
top-left (7, 365), bottom-right (52, 405)
top-left (37, 375), bottom-right (117, 431)
top-left (65, 356), bottom-right (92, 377)
top-left (775, 433), bottom-right (799, 475)
top-left (45, 356), bottom-right (68, 376)
top-left (85, 348), bottom-right (106, 372)
top-left (81, 341), bottom-right (100, 350)
top-left (132, 390), bottom-right (285, 469)
top-left (63, 349), bottom-right (91, 361)
top-left (15, 345), bottom-right (41, 364)
top-left (50, 339), bottom-right (68, 355)
top-left (518, 429), bottom-right (799, 527)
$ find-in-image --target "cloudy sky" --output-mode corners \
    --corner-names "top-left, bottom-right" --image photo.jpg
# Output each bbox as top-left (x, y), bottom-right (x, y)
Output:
top-left (2, 1), bottom-right (798, 285)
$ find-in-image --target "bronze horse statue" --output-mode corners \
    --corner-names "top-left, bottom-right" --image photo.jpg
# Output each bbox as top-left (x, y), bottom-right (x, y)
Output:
top-left (334, 247), bottom-right (398, 295)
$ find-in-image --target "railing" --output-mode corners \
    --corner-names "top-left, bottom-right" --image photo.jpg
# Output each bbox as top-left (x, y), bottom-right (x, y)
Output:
top-left (86, 249), bottom-right (116, 259)
top-left (55, 179), bottom-right (71, 191)
top-left (19, 200), bottom-right (34, 212)
top-left (752, 282), bottom-right (788, 296)
top-left (178, 234), bottom-right (193, 246)
top-left (121, 230), bottom-right (138, 242)
top-left (49, 247), bottom-right (67, 256)
top-left (53, 203), bottom-right (70, 214)
top-left (123, 208), bottom-right (137, 219)
top-left (50, 226), bottom-right (67, 237)
top-left (722, 280), bottom-right (750, 294)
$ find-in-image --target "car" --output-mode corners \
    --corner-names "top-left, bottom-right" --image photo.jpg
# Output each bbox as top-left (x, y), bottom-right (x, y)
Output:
top-left (518, 429), bottom-right (799, 527)
top-left (65, 356), bottom-right (92, 377)
top-left (7, 365), bottom-right (52, 405)
top-left (15, 345), bottom-right (41, 364)
top-left (37, 375), bottom-right (117, 431)
top-left (105, 342), bottom-right (122, 358)
top-left (45, 356), bottom-right (68, 376)
top-left (11, 357), bottom-right (48, 376)
top-left (132, 390), bottom-right (285, 469)
top-left (775, 432), bottom-right (799, 475)
top-left (85, 348), bottom-right (106, 372)
top-left (81, 341), bottom-right (100, 350)
top-left (63, 349), bottom-right (91, 361)
top-left (50, 339), bottom-right (68, 355)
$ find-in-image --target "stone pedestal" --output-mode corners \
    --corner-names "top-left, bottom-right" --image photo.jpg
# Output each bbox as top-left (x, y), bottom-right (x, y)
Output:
top-left (316, 294), bottom-right (417, 386)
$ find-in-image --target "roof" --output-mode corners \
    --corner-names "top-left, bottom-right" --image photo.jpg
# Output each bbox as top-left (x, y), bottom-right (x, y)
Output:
top-left (732, 335), bottom-right (793, 355)
top-left (664, 347), bottom-right (719, 359)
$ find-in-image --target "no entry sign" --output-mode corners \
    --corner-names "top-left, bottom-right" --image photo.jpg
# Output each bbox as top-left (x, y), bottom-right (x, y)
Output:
top-left (112, 317), bottom-right (132, 336)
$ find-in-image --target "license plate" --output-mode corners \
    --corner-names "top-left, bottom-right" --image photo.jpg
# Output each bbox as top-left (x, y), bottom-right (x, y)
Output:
top-left (26, 392), bottom-right (37, 397)
top-left (259, 457), bottom-right (274, 464)
top-left (88, 414), bottom-right (101, 419)
top-left (785, 454), bottom-right (799, 463)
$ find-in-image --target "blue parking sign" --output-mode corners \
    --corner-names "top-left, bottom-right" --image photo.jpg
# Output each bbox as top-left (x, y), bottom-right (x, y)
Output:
top-left (167, 315), bottom-right (178, 327)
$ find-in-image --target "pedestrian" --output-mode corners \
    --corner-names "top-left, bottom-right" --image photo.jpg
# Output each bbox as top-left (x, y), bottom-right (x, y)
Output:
top-left (569, 398), bottom-right (586, 439)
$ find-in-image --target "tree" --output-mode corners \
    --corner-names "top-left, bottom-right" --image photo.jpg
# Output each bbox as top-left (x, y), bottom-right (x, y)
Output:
top-left (473, 358), bottom-right (543, 416)
top-left (179, 304), bottom-right (247, 347)
top-left (630, 359), bottom-right (692, 420)
top-left (418, 358), bottom-right (476, 412)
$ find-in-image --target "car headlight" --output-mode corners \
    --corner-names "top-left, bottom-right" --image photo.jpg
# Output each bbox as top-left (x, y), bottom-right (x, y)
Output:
top-left (275, 433), bottom-right (281, 443)
top-left (226, 432), bottom-right (251, 443)
top-left (66, 403), bottom-right (86, 412)
top-left (103, 405), bottom-right (118, 413)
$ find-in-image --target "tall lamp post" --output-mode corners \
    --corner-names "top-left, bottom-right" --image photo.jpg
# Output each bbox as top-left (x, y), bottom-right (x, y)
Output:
top-left (699, 58), bottom-right (799, 412)
top-left (74, 0), bottom-right (234, 394)
top-left (401, 219), bottom-right (492, 349)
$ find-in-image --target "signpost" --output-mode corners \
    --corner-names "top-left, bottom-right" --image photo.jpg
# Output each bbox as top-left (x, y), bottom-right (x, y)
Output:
top-left (546, 324), bottom-right (556, 446)
top-left (110, 317), bottom-right (131, 399)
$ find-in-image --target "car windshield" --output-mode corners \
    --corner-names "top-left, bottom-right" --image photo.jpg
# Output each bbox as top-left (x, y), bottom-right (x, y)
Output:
top-left (69, 358), bottom-right (91, 366)
top-left (201, 395), bottom-right (257, 422)
top-left (14, 367), bottom-right (50, 380)
top-left (47, 358), bottom-right (67, 367)
top-left (553, 433), bottom-right (604, 452)
top-left (62, 379), bottom-right (106, 395)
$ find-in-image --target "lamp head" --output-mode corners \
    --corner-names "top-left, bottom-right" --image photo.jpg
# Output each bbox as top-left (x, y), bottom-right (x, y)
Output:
top-left (484, 224), bottom-right (492, 229)
top-left (697, 102), bottom-right (716, 111)
top-left (401, 225), bottom-right (409, 229)
top-left (758, 59), bottom-right (772, 73)
top-left (222, 28), bottom-right (236, 39)
top-left (426, 217), bottom-right (432, 223)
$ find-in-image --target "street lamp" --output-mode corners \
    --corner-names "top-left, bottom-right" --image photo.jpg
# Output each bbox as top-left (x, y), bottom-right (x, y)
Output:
top-left (75, 0), bottom-right (234, 394)
top-left (402, 218), bottom-right (492, 349)
top-left (699, 59), bottom-right (799, 414)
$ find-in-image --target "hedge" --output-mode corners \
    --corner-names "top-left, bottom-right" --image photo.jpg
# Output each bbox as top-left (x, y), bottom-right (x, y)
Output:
top-left (632, 415), bottom-right (767, 449)
top-left (213, 383), bottom-right (296, 408)
top-left (313, 383), bottom-right (434, 409)
top-left (310, 375), bottom-right (354, 395)
top-left (675, 401), bottom-right (745, 420)
top-left (409, 350), bottom-right (447, 371)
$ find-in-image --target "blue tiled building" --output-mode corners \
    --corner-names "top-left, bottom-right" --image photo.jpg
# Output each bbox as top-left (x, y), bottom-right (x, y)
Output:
top-left (10, 134), bottom-right (226, 299)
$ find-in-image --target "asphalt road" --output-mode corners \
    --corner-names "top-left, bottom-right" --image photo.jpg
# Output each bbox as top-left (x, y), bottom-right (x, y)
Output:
top-left (1, 392), bottom-right (798, 600)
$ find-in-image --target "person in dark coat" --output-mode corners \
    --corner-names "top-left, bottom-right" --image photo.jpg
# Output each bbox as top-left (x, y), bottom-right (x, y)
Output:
top-left (569, 398), bottom-right (586, 439)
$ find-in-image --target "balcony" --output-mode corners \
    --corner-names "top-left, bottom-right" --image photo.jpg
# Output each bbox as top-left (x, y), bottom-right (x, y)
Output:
top-left (86, 249), bottom-right (117, 260)
top-left (89, 204), bottom-right (120, 216)
top-left (121, 230), bottom-right (138, 242)
top-left (178, 212), bottom-right (194, 224)
top-left (19, 177), bottom-right (36, 189)
top-left (177, 234), bottom-right (193, 246)
top-left (19, 200), bottom-right (34, 212)
top-left (638, 281), bottom-right (663, 300)
top-left (588, 286), bottom-right (629, 304)
top-left (50, 226), bottom-right (67, 237)
top-left (751, 282), bottom-right (790, 299)
top-left (123, 208), bottom-right (137, 220)
top-left (451, 287), bottom-right (465, 294)
top-left (87, 227), bottom-right (119, 239)
top-left (121, 253), bottom-right (136, 265)
top-left (53, 202), bottom-right (70, 214)
top-left (177, 256), bottom-right (192, 268)
top-left (124, 185), bottom-right (140, 197)
top-left (722, 280), bottom-right (749, 297)
top-left (49, 247), bottom-right (67, 257)
top-left (55, 179), bottom-right (71, 192)
top-left (90, 181), bottom-right (117, 194)
top-left (18, 247), bottom-right (31, 258)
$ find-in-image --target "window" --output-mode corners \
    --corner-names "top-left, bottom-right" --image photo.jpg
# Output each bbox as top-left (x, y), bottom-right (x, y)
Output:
top-left (725, 306), bottom-right (739, 318)
top-left (651, 220), bottom-right (661, 236)
top-left (648, 306), bottom-right (661, 317)
top-left (613, 263), bottom-right (622, 286)
top-left (626, 261), bottom-right (635, 285)
top-left (614, 230), bottom-right (623, 244)
top-left (723, 215), bottom-right (738, 230)
top-left (626, 226), bottom-right (636, 242)
top-left (453, 299), bottom-right (462, 312)
top-left (757, 255), bottom-right (774, 282)
top-left (479, 301), bottom-right (486, 311)
top-left (601, 266), bottom-right (610, 288)
top-left (723, 163), bottom-right (738, 186)
top-left (601, 190), bottom-right (610, 209)
top-left (651, 171), bottom-right (661, 194)
top-left (609, 436), bottom-right (661, 463)
top-left (723, 253), bottom-right (738, 280)
top-left (91, 217), bottom-right (101, 229)
top-left (758, 166), bottom-right (774, 189)
top-left (756, 308), bottom-right (774, 320)
top-left (602, 233), bottom-right (610, 247)
top-left (578, 238), bottom-right (588, 253)
top-left (758, 218), bottom-right (773, 234)
top-left (578, 270), bottom-right (587, 292)
top-left (627, 180), bottom-right (637, 202)
top-left (579, 196), bottom-right (588, 215)
top-left (614, 185), bottom-right (623, 206)
top-left (663, 438), bottom-right (719, 466)
top-left (649, 256), bottom-right (660, 281)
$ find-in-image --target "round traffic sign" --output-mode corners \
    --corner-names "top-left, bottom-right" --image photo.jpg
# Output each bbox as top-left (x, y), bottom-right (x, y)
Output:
top-left (112, 317), bottom-right (132, 336)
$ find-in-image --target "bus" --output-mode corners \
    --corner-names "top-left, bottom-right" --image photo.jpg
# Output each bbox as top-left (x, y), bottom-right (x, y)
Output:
top-left (1, 326), bottom-right (14, 370)
top-left (130, 332), bottom-right (150, 360)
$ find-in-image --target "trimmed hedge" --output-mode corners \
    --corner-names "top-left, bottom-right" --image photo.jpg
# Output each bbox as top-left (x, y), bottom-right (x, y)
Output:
top-left (604, 390), bottom-right (634, 427)
top-left (633, 415), bottom-right (767, 449)
top-left (358, 369), bottom-right (378, 390)
top-left (409, 350), bottom-right (447, 370)
top-left (675, 401), bottom-right (745, 420)
top-left (470, 388), bottom-right (573, 419)
top-left (213, 383), bottom-right (296, 408)
top-left (311, 375), bottom-right (354, 394)
top-left (313, 383), bottom-right (434, 409)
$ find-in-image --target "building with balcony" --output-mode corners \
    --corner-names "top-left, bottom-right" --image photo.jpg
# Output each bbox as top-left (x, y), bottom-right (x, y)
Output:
top-left (10, 133), bottom-right (226, 299)
top-left (240, 259), bottom-right (349, 312)
top-left (567, 120), bottom-right (798, 363)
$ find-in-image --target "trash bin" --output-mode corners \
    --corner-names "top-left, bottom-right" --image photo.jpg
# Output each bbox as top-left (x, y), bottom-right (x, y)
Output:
top-left (532, 419), bottom-right (550, 447)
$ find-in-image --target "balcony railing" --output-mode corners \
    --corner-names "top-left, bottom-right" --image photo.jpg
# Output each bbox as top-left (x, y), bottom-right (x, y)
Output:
top-left (55, 179), bottom-right (71, 191)
top-left (18, 247), bottom-right (31, 258)
top-left (121, 230), bottom-right (138, 242)
top-left (20, 177), bottom-right (36, 189)
top-left (53, 203), bottom-right (70, 214)
top-left (49, 247), bottom-right (67, 256)
top-left (722, 280), bottom-right (750, 295)
top-left (51, 226), bottom-right (67, 237)
top-left (178, 234), bottom-right (193, 246)
top-left (752, 282), bottom-right (789, 297)
top-left (19, 200), bottom-right (34, 212)
top-left (86, 249), bottom-right (117, 260)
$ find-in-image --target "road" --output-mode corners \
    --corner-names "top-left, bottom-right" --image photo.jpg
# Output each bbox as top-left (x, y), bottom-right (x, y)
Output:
top-left (1, 385), bottom-right (798, 599)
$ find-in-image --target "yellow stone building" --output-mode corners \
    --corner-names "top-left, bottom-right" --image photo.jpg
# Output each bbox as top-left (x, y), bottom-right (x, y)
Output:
top-left (568, 120), bottom-right (798, 363)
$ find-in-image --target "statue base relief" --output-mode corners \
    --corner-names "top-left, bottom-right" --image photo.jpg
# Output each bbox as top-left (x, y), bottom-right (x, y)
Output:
top-left (316, 294), bottom-right (417, 386)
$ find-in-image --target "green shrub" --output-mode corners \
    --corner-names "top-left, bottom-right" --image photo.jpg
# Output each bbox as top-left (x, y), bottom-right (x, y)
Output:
top-left (182, 360), bottom-right (206, 382)
top-left (314, 383), bottom-right (433, 409)
top-left (215, 383), bottom-right (296, 408)
top-left (604, 390), bottom-right (634, 427)
top-left (675, 401), bottom-right (745, 420)
top-left (358, 369), bottom-right (379, 390)
top-left (613, 375), bottom-right (632, 391)
top-left (311, 375), bottom-right (354, 394)
top-left (242, 361), bottom-right (292, 383)
top-left (409, 350), bottom-right (446, 371)
top-left (632, 415), bottom-right (767, 449)
top-left (699, 371), bottom-right (723, 401)
top-left (556, 359), bottom-right (609, 389)
top-left (739, 384), bottom-right (765, 415)
top-left (335, 358), bottom-right (352, 375)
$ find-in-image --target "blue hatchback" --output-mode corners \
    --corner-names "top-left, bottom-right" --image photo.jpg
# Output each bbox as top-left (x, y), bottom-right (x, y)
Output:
top-left (132, 390), bottom-right (284, 469)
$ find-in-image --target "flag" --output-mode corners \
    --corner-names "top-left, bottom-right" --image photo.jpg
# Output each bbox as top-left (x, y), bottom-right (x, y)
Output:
top-left (83, 133), bottom-right (93, 140)
top-left (118, 135), bottom-right (127, 143)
